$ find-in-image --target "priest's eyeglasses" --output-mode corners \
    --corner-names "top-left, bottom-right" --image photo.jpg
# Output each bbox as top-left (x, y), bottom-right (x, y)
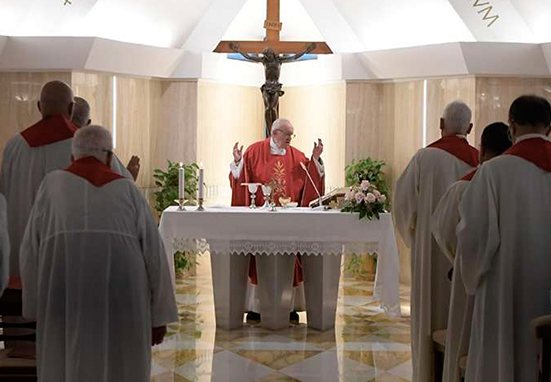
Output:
top-left (279, 131), bottom-right (296, 139)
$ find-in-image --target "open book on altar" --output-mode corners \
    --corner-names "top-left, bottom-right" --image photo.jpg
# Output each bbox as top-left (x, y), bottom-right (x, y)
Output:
top-left (308, 187), bottom-right (348, 208)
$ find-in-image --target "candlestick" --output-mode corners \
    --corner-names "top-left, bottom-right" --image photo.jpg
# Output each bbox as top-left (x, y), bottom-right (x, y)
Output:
top-left (177, 198), bottom-right (186, 211)
top-left (197, 197), bottom-right (205, 211)
top-left (178, 162), bottom-right (185, 201)
top-left (198, 165), bottom-right (204, 200)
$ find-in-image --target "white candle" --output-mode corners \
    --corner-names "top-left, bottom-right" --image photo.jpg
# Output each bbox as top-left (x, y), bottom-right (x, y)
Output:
top-left (178, 162), bottom-right (185, 200)
top-left (198, 165), bottom-right (204, 200)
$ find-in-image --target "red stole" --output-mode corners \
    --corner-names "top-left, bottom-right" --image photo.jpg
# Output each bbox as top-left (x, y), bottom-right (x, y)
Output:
top-left (65, 157), bottom-right (124, 187)
top-left (20, 115), bottom-right (77, 147)
top-left (428, 136), bottom-right (479, 167)
top-left (504, 137), bottom-right (551, 172)
top-left (461, 168), bottom-right (478, 181)
top-left (230, 138), bottom-right (324, 207)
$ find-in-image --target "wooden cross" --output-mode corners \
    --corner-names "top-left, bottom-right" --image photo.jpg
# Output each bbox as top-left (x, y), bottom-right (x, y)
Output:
top-left (213, 0), bottom-right (332, 54)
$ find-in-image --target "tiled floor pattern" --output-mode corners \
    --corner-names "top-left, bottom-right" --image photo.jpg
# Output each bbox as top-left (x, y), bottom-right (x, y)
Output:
top-left (151, 260), bottom-right (412, 382)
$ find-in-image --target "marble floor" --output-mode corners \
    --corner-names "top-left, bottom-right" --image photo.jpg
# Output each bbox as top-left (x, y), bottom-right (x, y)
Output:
top-left (151, 256), bottom-right (412, 382)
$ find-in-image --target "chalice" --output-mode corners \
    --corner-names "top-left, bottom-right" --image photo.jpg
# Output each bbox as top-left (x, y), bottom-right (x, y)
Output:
top-left (242, 183), bottom-right (261, 209)
top-left (261, 184), bottom-right (272, 209)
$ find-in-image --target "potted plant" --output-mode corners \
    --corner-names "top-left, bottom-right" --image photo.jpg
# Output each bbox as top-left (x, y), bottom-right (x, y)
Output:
top-left (343, 158), bottom-right (391, 280)
top-left (345, 158), bottom-right (390, 207)
top-left (153, 160), bottom-right (200, 276)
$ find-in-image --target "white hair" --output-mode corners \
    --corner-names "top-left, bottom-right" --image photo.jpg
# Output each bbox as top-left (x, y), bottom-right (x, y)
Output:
top-left (72, 125), bottom-right (113, 162)
top-left (442, 101), bottom-right (472, 134)
top-left (271, 118), bottom-right (292, 134)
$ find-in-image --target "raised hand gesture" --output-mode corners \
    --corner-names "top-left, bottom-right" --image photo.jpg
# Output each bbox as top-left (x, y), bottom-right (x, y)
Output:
top-left (233, 142), bottom-right (244, 164)
top-left (312, 138), bottom-right (324, 160)
top-left (126, 155), bottom-right (140, 181)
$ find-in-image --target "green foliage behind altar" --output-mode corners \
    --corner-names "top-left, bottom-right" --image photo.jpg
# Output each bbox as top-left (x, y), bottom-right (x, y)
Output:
top-left (153, 161), bottom-right (199, 216)
top-left (153, 161), bottom-right (200, 275)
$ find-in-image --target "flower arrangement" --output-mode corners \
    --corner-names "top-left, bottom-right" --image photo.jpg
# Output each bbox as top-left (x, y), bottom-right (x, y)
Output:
top-left (341, 180), bottom-right (387, 220)
top-left (345, 158), bottom-right (390, 209)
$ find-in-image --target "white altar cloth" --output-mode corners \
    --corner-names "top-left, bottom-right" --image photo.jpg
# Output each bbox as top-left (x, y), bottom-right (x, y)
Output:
top-left (159, 206), bottom-right (401, 319)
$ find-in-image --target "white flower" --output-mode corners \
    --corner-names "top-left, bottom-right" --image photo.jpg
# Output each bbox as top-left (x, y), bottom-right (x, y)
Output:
top-left (378, 194), bottom-right (387, 203)
top-left (365, 193), bottom-right (376, 203)
top-left (360, 180), bottom-right (371, 191)
top-left (345, 190), bottom-right (356, 201)
top-left (355, 192), bottom-right (365, 203)
top-left (373, 190), bottom-right (381, 198)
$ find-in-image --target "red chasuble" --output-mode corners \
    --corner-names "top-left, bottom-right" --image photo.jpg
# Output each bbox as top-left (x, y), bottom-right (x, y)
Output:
top-left (504, 137), bottom-right (551, 172)
top-left (229, 138), bottom-right (325, 288)
top-left (20, 115), bottom-right (77, 147)
top-left (428, 135), bottom-right (479, 167)
top-left (230, 138), bottom-right (324, 207)
top-left (65, 157), bottom-right (124, 187)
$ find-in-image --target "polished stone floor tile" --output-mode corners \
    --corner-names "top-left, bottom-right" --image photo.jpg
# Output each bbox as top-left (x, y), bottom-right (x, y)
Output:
top-left (152, 257), bottom-right (412, 382)
top-left (386, 360), bottom-right (413, 380)
top-left (368, 373), bottom-right (411, 382)
top-left (175, 350), bottom-right (274, 382)
top-left (234, 350), bottom-right (323, 370)
top-left (255, 371), bottom-right (302, 381)
top-left (343, 350), bottom-right (412, 370)
top-left (279, 350), bottom-right (378, 382)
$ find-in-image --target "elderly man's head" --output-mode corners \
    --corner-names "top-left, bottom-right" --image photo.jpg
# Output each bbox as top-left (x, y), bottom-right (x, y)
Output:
top-left (72, 97), bottom-right (92, 128)
top-left (72, 125), bottom-right (113, 165)
top-left (271, 118), bottom-right (295, 150)
top-left (38, 81), bottom-right (74, 118)
top-left (508, 95), bottom-right (551, 139)
top-left (440, 101), bottom-right (473, 137)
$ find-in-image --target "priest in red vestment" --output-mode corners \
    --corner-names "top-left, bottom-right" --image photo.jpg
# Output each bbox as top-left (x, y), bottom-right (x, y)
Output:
top-left (229, 118), bottom-right (325, 323)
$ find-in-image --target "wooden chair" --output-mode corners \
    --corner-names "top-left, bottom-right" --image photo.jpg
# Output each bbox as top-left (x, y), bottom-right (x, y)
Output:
top-left (531, 314), bottom-right (551, 382)
top-left (0, 289), bottom-right (37, 381)
top-left (432, 329), bottom-right (447, 382)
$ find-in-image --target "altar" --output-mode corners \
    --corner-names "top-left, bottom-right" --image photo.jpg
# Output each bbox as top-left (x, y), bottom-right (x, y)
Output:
top-left (159, 206), bottom-right (401, 331)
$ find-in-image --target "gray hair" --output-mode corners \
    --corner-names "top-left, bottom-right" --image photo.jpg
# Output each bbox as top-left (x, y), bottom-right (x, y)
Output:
top-left (271, 118), bottom-right (292, 134)
top-left (72, 96), bottom-right (91, 128)
top-left (443, 101), bottom-right (472, 134)
top-left (72, 125), bottom-right (113, 162)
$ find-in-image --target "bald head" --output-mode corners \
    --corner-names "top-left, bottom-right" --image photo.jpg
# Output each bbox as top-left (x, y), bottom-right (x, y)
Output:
top-left (72, 96), bottom-right (91, 128)
top-left (38, 81), bottom-right (74, 118)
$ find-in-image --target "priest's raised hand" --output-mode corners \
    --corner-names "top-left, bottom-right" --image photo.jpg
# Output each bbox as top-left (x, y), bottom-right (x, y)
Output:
top-left (312, 138), bottom-right (324, 161)
top-left (233, 141), bottom-right (244, 164)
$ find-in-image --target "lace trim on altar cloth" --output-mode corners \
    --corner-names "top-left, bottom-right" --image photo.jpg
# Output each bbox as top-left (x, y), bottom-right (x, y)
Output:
top-left (168, 237), bottom-right (402, 317)
top-left (170, 238), bottom-right (381, 256)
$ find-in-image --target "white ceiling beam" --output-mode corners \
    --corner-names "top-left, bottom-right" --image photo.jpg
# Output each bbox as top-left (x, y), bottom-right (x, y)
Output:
top-left (447, 0), bottom-right (535, 42)
top-left (180, 0), bottom-right (249, 52)
top-left (298, 0), bottom-right (364, 53)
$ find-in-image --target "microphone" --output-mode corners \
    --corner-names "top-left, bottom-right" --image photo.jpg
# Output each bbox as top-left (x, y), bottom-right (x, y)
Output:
top-left (299, 162), bottom-right (324, 209)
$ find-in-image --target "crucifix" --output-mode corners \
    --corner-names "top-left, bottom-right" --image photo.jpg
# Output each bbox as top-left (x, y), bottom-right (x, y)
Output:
top-left (214, 0), bottom-right (332, 137)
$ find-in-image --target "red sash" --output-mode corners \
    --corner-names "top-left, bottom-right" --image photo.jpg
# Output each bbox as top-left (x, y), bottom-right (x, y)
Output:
top-left (65, 157), bottom-right (124, 187)
top-left (461, 168), bottom-right (478, 181)
top-left (428, 136), bottom-right (479, 167)
top-left (20, 115), bottom-right (77, 147)
top-left (504, 137), bottom-right (551, 172)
